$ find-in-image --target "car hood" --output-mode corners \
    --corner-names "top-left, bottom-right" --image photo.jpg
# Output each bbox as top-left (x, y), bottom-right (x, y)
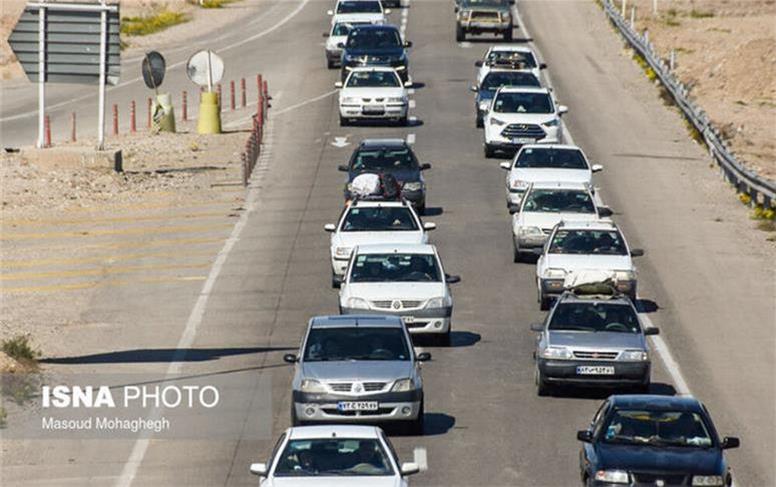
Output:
top-left (544, 253), bottom-right (634, 272)
top-left (265, 477), bottom-right (401, 487)
top-left (509, 168), bottom-right (591, 185)
top-left (516, 211), bottom-right (599, 231)
top-left (547, 330), bottom-right (646, 350)
top-left (332, 13), bottom-right (385, 24)
top-left (333, 231), bottom-right (425, 249)
top-left (340, 87), bottom-right (406, 99)
top-left (489, 112), bottom-right (558, 125)
top-left (344, 47), bottom-right (405, 58)
top-left (596, 443), bottom-right (724, 475)
top-left (344, 282), bottom-right (446, 300)
top-left (302, 360), bottom-right (413, 382)
top-left (461, 4), bottom-right (509, 11)
top-left (349, 169), bottom-right (420, 183)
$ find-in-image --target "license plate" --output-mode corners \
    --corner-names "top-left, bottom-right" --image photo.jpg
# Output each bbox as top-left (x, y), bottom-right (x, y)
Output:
top-left (337, 401), bottom-right (379, 412)
top-left (576, 366), bottom-right (615, 375)
top-left (402, 316), bottom-right (415, 324)
top-left (512, 137), bottom-right (535, 144)
top-left (363, 106), bottom-right (384, 114)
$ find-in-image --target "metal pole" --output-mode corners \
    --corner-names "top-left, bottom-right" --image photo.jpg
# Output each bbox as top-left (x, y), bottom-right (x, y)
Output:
top-left (96, 0), bottom-right (107, 149)
top-left (669, 49), bottom-right (676, 71)
top-left (206, 50), bottom-right (213, 93)
top-left (621, 0), bottom-right (626, 17)
top-left (36, 4), bottom-right (46, 149)
top-left (652, 0), bottom-right (657, 16)
top-left (630, 6), bottom-right (636, 28)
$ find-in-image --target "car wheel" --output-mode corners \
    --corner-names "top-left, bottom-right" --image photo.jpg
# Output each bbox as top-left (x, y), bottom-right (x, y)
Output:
top-left (539, 291), bottom-right (551, 311)
top-left (536, 367), bottom-right (551, 397)
top-left (331, 271), bottom-right (340, 289)
top-left (416, 203), bottom-right (426, 215)
top-left (291, 405), bottom-right (302, 426)
top-left (436, 327), bottom-right (451, 347)
top-left (476, 115), bottom-right (483, 128)
top-left (632, 379), bottom-right (650, 394)
top-left (339, 115), bottom-right (349, 127)
top-left (406, 401), bottom-right (424, 435)
top-left (326, 58), bottom-right (336, 69)
top-left (503, 25), bottom-right (513, 41)
top-left (483, 143), bottom-right (495, 158)
top-left (398, 115), bottom-right (409, 126)
top-left (628, 287), bottom-right (638, 303)
top-left (456, 25), bottom-right (465, 42)
top-left (513, 240), bottom-right (522, 263)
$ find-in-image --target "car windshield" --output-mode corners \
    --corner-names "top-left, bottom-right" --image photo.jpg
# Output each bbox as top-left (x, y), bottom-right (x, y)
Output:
top-left (350, 253), bottom-right (441, 282)
top-left (337, 1), bottom-right (382, 14)
top-left (274, 438), bottom-right (395, 476)
top-left (549, 302), bottom-right (640, 333)
top-left (346, 71), bottom-right (401, 88)
top-left (342, 206), bottom-right (418, 232)
top-left (486, 50), bottom-right (537, 68)
top-left (347, 29), bottom-right (401, 49)
top-left (549, 229), bottom-right (628, 255)
top-left (462, 0), bottom-right (509, 8)
top-left (493, 92), bottom-right (553, 113)
top-left (303, 327), bottom-right (410, 362)
top-left (351, 147), bottom-right (416, 172)
top-left (602, 409), bottom-right (714, 448)
top-left (522, 189), bottom-right (595, 213)
top-left (516, 147), bottom-right (589, 169)
top-left (333, 22), bottom-right (366, 37)
top-left (481, 72), bottom-right (541, 91)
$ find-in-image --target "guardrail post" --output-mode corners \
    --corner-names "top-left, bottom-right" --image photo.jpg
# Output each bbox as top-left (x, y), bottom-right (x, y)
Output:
top-left (216, 83), bottom-right (222, 110)
top-left (182, 90), bottom-right (188, 121)
top-left (112, 104), bottom-right (119, 136)
top-left (241, 78), bottom-right (246, 107)
top-left (44, 115), bottom-right (51, 148)
top-left (621, 0), bottom-right (626, 16)
top-left (70, 112), bottom-right (76, 142)
top-left (669, 49), bottom-right (676, 71)
top-left (230, 80), bottom-right (236, 111)
top-left (256, 74), bottom-right (263, 107)
top-left (130, 100), bottom-right (136, 133)
top-left (630, 6), bottom-right (636, 28)
top-left (147, 97), bottom-right (152, 129)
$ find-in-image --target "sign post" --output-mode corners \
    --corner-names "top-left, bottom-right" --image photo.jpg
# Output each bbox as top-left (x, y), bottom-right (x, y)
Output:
top-left (97, 0), bottom-right (108, 149)
top-left (36, 4), bottom-right (45, 148)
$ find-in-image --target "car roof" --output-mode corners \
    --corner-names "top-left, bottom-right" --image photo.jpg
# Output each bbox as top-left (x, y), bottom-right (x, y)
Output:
top-left (497, 86), bottom-right (549, 94)
top-left (352, 23), bottom-right (398, 32)
top-left (557, 219), bottom-right (618, 231)
top-left (519, 143), bottom-right (582, 152)
top-left (351, 200), bottom-right (408, 208)
top-left (529, 181), bottom-right (590, 190)
top-left (333, 14), bottom-right (383, 23)
top-left (310, 314), bottom-right (404, 329)
top-left (347, 66), bottom-right (399, 73)
top-left (557, 291), bottom-right (633, 304)
top-left (287, 424), bottom-right (382, 440)
top-left (359, 138), bottom-right (408, 148)
top-left (489, 45), bottom-right (535, 54)
top-left (355, 243), bottom-right (435, 254)
top-left (608, 395), bottom-right (704, 413)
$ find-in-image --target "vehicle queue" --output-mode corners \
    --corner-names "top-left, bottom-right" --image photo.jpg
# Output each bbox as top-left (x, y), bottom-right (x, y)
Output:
top-left (248, 0), bottom-right (741, 485)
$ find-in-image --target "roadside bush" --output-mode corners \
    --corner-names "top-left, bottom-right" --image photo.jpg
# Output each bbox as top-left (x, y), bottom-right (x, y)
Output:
top-left (121, 9), bottom-right (189, 36)
top-left (1, 335), bottom-right (40, 366)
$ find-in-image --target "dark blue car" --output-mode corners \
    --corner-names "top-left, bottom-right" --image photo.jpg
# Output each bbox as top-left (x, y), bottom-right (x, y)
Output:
top-left (340, 24), bottom-right (412, 82)
top-left (471, 70), bottom-right (541, 128)
top-left (577, 395), bottom-right (740, 486)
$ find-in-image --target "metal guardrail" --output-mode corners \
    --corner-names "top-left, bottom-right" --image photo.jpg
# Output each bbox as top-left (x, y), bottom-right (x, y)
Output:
top-left (603, 0), bottom-right (775, 208)
top-left (242, 77), bottom-right (270, 186)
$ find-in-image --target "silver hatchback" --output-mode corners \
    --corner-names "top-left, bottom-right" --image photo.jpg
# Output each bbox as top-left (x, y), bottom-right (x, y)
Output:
top-left (284, 315), bottom-right (430, 434)
top-left (532, 289), bottom-right (659, 396)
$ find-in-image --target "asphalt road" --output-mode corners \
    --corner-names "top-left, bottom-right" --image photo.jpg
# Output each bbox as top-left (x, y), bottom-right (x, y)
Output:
top-left (2, 0), bottom-right (773, 486)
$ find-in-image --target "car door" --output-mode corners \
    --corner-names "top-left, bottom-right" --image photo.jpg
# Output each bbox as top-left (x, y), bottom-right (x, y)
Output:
top-left (581, 400), bottom-right (610, 478)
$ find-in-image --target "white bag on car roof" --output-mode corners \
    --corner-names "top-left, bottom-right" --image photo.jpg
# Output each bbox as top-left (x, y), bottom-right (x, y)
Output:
top-left (350, 173), bottom-right (382, 197)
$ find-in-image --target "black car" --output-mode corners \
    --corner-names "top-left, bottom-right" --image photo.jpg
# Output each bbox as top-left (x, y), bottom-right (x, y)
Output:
top-left (339, 138), bottom-right (430, 212)
top-left (577, 395), bottom-right (740, 487)
top-left (471, 70), bottom-right (541, 128)
top-left (340, 24), bottom-right (412, 82)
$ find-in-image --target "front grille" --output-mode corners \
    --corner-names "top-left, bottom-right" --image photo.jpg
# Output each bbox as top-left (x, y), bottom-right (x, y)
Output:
top-left (371, 300), bottom-right (393, 309)
top-left (406, 321), bottom-right (430, 329)
top-left (632, 472), bottom-right (689, 486)
top-left (573, 350), bottom-right (619, 360)
top-left (328, 382), bottom-right (352, 392)
top-left (470, 11), bottom-right (500, 20)
top-left (363, 382), bottom-right (387, 392)
top-left (371, 300), bottom-right (423, 309)
top-left (501, 123), bottom-right (546, 139)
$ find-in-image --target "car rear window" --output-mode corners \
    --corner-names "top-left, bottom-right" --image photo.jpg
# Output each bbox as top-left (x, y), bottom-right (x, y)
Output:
top-left (351, 147), bottom-right (416, 172)
top-left (337, 1), bottom-right (382, 14)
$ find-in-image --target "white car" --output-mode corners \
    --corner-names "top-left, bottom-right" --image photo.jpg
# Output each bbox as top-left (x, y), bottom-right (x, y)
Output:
top-left (325, 199), bottom-right (436, 286)
top-left (499, 144), bottom-right (603, 209)
top-left (475, 45), bottom-right (546, 86)
top-left (336, 67), bottom-right (410, 125)
top-left (328, 0), bottom-right (389, 17)
top-left (250, 425), bottom-right (423, 486)
top-left (483, 86), bottom-right (567, 157)
top-left (536, 219), bottom-right (645, 309)
top-left (511, 181), bottom-right (609, 263)
top-left (324, 15), bottom-right (384, 69)
top-left (339, 243), bottom-right (460, 345)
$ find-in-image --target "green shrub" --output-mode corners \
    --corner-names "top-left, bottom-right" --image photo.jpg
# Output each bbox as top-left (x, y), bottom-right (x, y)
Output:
top-left (689, 9), bottom-right (714, 18)
top-left (121, 10), bottom-right (189, 36)
top-left (200, 0), bottom-right (233, 8)
top-left (1, 335), bottom-right (39, 364)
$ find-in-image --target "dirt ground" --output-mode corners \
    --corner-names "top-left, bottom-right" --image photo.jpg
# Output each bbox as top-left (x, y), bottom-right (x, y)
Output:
top-left (627, 0), bottom-right (776, 180)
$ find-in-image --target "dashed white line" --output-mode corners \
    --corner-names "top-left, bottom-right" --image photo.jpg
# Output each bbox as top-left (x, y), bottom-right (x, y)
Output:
top-left (409, 99), bottom-right (416, 109)
top-left (406, 133), bottom-right (416, 144)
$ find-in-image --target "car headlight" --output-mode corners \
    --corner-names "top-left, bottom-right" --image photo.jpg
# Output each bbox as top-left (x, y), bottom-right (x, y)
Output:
top-left (478, 100), bottom-right (491, 111)
top-left (387, 97), bottom-right (406, 103)
top-left (619, 350), bottom-right (648, 361)
top-left (403, 181), bottom-right (423, 191)
top-left (499, 11), bottom-right (510, 21)
top-left (391, 378), bottom-right (414, 392)
top-left (510, 179), bottom-right (529, 190)
top-left (692, 476), bottom-right (724, 486)
top-left (595, 470), bottom-right (629, 484)
top-left (343, 54), bottom-right (355, 62)
top-left (346, 297), bottom-right (370, 309)
top-left (541, 346), bottom-right (572, 360)
top-left (426, 296), bottom-right (451, 308)
top-left (300, 379), bottom-right (327, 393)
top-left (615, 270), bottom-right (636, 282)
top-left (542, 118), bottom-right (559, 127)
top-left (490, 117), bottom-right (506, 126)
top-left (544, 268), bottom-right (567, 279)
top-left (519, 226), bottom-right (543, 236)
top-left (334, 246), bottom-right (352, 258)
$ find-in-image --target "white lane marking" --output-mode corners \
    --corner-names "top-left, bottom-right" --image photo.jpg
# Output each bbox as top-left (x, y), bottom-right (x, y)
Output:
top-left (458, 42), bottom-right (472, 48)
top-left (409, 115), bottom-right (417, 123)
top-left (414, 447), bottom-right (428, 471)
top-left (409, 99), bottom-right (416, 109)
top-left (408, 88), bottom-right (415, 95)
top-left (0, 0), bottom-right (311, 123)
top-left (223, 90), bottom-right (334, 128)
top-left (406, 133), bottom-right (416, 144)
top-left (331, 136), bottom-right (350, 148)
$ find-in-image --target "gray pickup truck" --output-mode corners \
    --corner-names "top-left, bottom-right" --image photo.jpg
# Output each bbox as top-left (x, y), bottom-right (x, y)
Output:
top-left (455, 0), bottom-right (514, 42)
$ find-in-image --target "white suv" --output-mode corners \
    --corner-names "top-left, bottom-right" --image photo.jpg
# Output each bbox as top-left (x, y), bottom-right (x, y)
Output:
top-left (328, 0), bottom-right (389, 17)
top-left (339, 243), bottom-right (460, 345)
top-left (535, 220), bottom-right (645, 309)
top-left (483, 86), bottom-right (567, 157)
top-left (500, 144), bottom-right (603, 210)
top-left (336, 67), bottom-right (410, 125)
top-left (325, 200), bottom-right (436, 287)
top-left (511, 181), bottom-right (610, 263)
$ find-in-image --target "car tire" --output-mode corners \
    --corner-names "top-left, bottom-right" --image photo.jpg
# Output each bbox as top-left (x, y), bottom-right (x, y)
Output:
top-left (456, 25), bottom-right (465, 42)
top-left (436, 327), bottom-right (451, 347)
top-left (536, 367), bottom-right (551, 397)
top-left (476, 115), bottom-right (483, 128)
top-left (398, 115), bottom-right (409, 126)
top-left (513, 240), bottom-right (522, 263)
top-left (633, 378), bottom-right (650, 394)
top-left (416, 203), bottom-right (425, 215)
top-left (503, 25), bottom-right (513, 41)
top-left (539, 291), bottom-right (551, 311)
top-left (291, 405), bottom-right (303, 426)
top-left (339, 115), bottom-right (349, 127)
top-left (628, 287), bottom-right (638, 303)
top-left (331, 271), bottom-right (340, 289)
top-left (483, 143), bottom-right (495, 158)
top-left (326, 58), bottom-right (336, 69)
top-left (406, 401), bottom-right (424, 435)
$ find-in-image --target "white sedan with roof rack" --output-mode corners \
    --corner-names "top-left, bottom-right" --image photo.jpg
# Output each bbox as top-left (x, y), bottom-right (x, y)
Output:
top-left (325, 14), bottom-right (385, 69)
top-left (336, 67), bottom-right (410, 126)
top-left (475, 45), bottom-right (546, 86)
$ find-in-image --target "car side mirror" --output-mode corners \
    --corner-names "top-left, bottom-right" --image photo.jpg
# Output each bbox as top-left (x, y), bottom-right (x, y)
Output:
top-left (475, 60), bottom-right (483, 67)
top-left (334, 81), bottom-right (343, 88)
top-left (404, 40), bottom-right (412, 48)
top-left (327, 9), bottom-right (334, 15)
top-left (420, 163), bottom-right (431, 170)
top-left (249, 463), bottom-right (268, 476)
top-left (445, 274), bottom-right (461, 284)
top-left (404, 80), bottom-right (413, 88)
top-left (324, 223), bottom-right (336, 232)
top-left (509, 0), bottom-right (515, 4)
top-left (721, 437), bottom-right (740, 449)
top-left (400, 462), bottom-right (420, 476)
top-left (530, 323), bottom-right (544, 332)
top-left (416, 352), bottom-right (431, 362)
top-left (577, 430), bottom-right (593, 443)
top-left (598, 207), bottom-right (613, 218)
top-left (499, 162), bottom-right (511, 170)
top-left (323, 32), bottom-right (330, 37)
top-left (337, 42), bottom-right (345, 48)
top-left (470, 85), bottom-right (478, 92)
top-left (508, 206), bottom-right (519, 215)
top-left (385, 8), bottom-right (392, 14)
top-left (531, 247), bottom-right (544, 255)
top-left (644, 327), bottom-right (659, 336)
top-left (337, 164), bottom-right (349, 171)
top-left (539, 62), bottom-right (548, 69)
top-left (630, 248), bottom-right (645, 257)
top-left (591, 164), bottom-right (604, 173)
top-left (423, 222), bottom-right (436, 231)
top-left (558, 105), bottom-right (569, 115)
top-left (283, 354), bottom-right (298, 363)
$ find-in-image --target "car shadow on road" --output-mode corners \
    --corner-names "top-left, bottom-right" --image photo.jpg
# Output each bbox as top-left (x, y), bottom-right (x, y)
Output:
top-left (636, 299), bottom-right (660, 313)
top-left (421, 207), bottom-right (443, 217)
top-left (462, 37), bottom-right (533, 44)
top-left (412, 331), bottom-right (481, 348)
top-left (40, 346), bottom-right (296, 364)
top-left (409, 81), bottom-right (426, 89)
top-left (109, 363), bottom-right (292, 390)
top-left (546, 382), bottom-right (677, 400)
top-left (387, 412), bottom-right (456, 437)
